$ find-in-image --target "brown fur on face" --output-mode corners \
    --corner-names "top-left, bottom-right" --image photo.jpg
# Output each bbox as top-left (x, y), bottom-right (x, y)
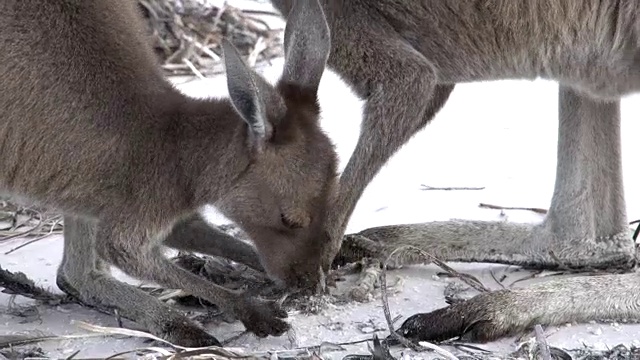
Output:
top-left (0, 0), bottom-right (336, 345)
top-left (216, 82), bottom-right (339, 289)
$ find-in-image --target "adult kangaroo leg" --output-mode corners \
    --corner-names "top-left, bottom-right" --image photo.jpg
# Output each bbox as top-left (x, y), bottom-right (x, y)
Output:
top-left (382, 86), bottom-right (638, 342)
top-left (339, 85), bottom-right (636, 270)
top-left (163, 212), bottom-right (264, 272)
top-left (56, 215), bottom-right (221, 347)
top-left (320, 27), bottom-right (455, 267)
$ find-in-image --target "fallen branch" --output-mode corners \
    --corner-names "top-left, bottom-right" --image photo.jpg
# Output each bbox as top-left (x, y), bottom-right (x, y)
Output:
top-left (396, 245), bottom-right (489, 293)
top-left (478, 202), bottom-right (548, 214)
top-left (348, 259), bottom-right (382, 303)
top-left (4, 216), bottom-right (63, 254)
top-left (420, 185), bottom-right (485, 191)
top-left (533, 324), bottom-right (552, 360)
top-left (379, 254), bottom-right (421, 353)
top-left (368, 335), bottom-right (396, 360)
top-left (0, 331), bottom-right (116, 350)
top-left (0, 201), bottom-right (63, 243)
top-left (417, 342), bottom-right (460, 360)
top-left (138, 0), bottom-right (284, 77)
top-left (378, 247), bottom-right (460, 359)
top-left (76, 321), bottom-right (246, 355)
top-left (78, 321), bottom-right (355, 359)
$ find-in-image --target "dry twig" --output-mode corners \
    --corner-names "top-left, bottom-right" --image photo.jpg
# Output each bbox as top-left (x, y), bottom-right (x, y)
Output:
top-left (377, 247), bottom-right (461, 360)
top-left (533, 324), bottom-right (552, 360)
top-left (348, 259), bottom-right (382, 302)
top-left (379, 255), bottom-right (420, 353)
top-left (478, 202), bottom-right (548, 214)
top-left (397, 245), bottom-right (489, 293)
top-left (420, 185), bottom-right (485, 191)
top-left (137, 0), bottom-right (284, 77)
top-left (4, 216), bottom-right (63, 254)
top-left (0, 201), bottom-right (62, 244)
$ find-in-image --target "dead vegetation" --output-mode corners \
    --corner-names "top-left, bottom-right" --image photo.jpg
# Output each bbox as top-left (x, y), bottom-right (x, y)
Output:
top-left (3, 219), bottom-right (640, 359)
top-left (0, 198), bottom-right (63, 253)
top-left (4, 196), bottom-right (640, 358)
top-left (138, 0), bottom-right (284, 77)
top-left (3, 193), bottom-right (640, 359)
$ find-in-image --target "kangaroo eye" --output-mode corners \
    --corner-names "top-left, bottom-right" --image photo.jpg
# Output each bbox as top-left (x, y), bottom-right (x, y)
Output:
top-left (281, 213), bottom-right (302, 229)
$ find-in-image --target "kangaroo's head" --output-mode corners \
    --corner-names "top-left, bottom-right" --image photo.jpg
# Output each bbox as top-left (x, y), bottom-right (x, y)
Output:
top-left (216, 0), bottom-right (337, 291)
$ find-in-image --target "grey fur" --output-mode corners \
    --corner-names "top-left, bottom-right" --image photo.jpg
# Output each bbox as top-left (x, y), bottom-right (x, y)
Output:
top-left (0, 0), bottom-right (337, 346)
top-left (269, 0), bottom-right (640, 342)
top-left (281, 0), bottom-right (331, 92)
top-left (222, 38), bottom-right (270, 146)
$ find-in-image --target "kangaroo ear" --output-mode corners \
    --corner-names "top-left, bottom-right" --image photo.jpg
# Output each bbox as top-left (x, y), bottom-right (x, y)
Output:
top-left (281, 0), bottom-right (331, 95)
top-left (222, 38), bottom-right (273, 152)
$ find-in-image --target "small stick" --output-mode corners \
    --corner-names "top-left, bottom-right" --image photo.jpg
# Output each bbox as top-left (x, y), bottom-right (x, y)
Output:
top-left (379, 257), bottom-right (422, 352)
top-left (183, 34), bottom-right (221, 61)
top-left (211, 3), bottom-right (228, 30)
top-left (240, 9), bottom-right (283, 18)
top-left (247, 37), bottom-right (267, 67)
top-left (348, 259), bottom-right (381, 302)
top-left (409, 246), bottom-right (489, 293)
top-left (379, 249), bottom-right (461, 359)
top-left (534, 324), bottom-right (552, 360)
top-left (478, 203), bottom-right (548, 214)
top-left (114, 309), bottom-right (123, 328)
top-left (4, 217), bottom-right (61, 255)
top-left (489, 269), bottom-right (506, 289)
top-left (0, 210), bottom-right (44, 242)
top-left (417, 342), bottom-right (461, 360)
top-left (420, 185), bottom-right (485, 191)
top-left (507, 269), bottom-right (545, 288)
top-left (182, 58), bottom-right (205, 79)
top-left (221, 331), bottom-right (249, 346)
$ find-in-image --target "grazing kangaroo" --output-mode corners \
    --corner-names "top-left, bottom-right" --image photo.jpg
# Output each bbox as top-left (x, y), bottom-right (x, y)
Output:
top-left (0, 0), bottom-right (336, 347)
top-left (268, 0), bottom-right (640, 343)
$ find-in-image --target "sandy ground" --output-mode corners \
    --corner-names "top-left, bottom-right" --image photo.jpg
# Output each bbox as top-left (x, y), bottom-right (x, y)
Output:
top-left (4, 1), bottom-right (640, 359)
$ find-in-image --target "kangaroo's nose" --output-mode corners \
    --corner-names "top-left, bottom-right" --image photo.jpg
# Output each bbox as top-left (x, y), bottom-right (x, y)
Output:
top-left (289, 265), bottom-right (326, 295)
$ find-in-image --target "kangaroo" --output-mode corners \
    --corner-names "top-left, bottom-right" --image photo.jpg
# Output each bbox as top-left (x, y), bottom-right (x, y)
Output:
top-left (0, 0), bottom-right (336, 347)
top-left (268, 0), bottom-right (640, 344)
